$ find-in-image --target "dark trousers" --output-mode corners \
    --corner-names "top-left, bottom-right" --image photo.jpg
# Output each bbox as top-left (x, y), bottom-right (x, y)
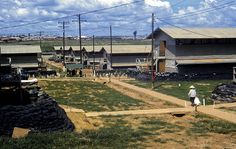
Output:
top-left (190, 97), bottom-right (195, 104)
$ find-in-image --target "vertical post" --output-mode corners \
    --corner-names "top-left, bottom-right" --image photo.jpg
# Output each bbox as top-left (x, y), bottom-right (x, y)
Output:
top-left (151, 13), bottom-right (155, 89)
top-left (79, 14), bottom-right (82, 64)
top-left (62, 21), bottom-right (66, 66)
top-left (93, 35), bottom-right (95, 76)
top-left (39, 31), bottom-right (42, 48)
top-left (110, 25), bottom-right (113, 69)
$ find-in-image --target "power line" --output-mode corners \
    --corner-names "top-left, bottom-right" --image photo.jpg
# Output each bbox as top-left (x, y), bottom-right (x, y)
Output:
top-left (158, 1), bottom-right (236, 20)
top-left (156, 19), bottom-right (218, 38)
top-left (0, 0), bottom-right (144, 30)
top-left (79, 0), bottom-right (143, 15)
top-left (206, 0), bottom-right (236, 21)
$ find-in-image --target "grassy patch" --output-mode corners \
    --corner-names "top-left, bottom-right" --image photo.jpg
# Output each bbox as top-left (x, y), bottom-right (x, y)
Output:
top-left (0, 127), bottom-right (145, 149)
top-left (39, 80), bottom-right (145, 112)
top-left (0, 118), bottom-right (148, 149)
top-left (188, 114), bottom-right (236, 135)
top-left (126, 80), bottom-right (232, 105)
top-left (139, 118), bottom-right (183, 134)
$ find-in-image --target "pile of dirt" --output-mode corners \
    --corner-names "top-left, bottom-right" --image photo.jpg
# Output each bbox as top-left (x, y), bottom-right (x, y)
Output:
top-left (0, 92), bottom-right (74, 136)
top-left (212, 83), bottom-right (236, 102)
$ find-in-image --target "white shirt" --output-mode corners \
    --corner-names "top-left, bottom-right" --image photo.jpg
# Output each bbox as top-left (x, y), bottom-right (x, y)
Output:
top-left (188, 89), bottom-right (196, 98)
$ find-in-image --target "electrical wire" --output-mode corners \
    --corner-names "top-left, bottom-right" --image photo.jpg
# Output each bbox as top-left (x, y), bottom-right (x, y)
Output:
top-left (158, 1), bottom-right (236, 20)
top-left (156, 19), bottom-right (218, 38)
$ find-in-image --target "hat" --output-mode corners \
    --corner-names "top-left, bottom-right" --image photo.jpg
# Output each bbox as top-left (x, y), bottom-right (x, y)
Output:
top-left (189, 85), bottom-right (195, 89)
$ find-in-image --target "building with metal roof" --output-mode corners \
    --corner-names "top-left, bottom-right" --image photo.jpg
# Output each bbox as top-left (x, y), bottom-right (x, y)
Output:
top-left (147, 27), bottom-right (236, 74)
top-left (148, 28), bottom-right (236, 39)
top-left (54, 45), bottom-right (151, 70)
top-left (0, 45), bottom-right (42, 69)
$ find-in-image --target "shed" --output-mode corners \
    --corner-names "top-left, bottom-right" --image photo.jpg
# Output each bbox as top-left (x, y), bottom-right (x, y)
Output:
top-left (0, 45), bottom-right (42, 69)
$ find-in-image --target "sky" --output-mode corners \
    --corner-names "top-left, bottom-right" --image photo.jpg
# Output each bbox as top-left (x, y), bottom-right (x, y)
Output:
top-left (0, 0), bottom-right (235, 36)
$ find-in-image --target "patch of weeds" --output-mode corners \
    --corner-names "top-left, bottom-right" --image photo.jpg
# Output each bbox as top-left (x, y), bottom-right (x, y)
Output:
top-left (154, 138), bottom-right (168, 144)
top-left (0, 123), bottom-right (149, 149)
top-left (39, 80), bottom-right (145, 112)
top-left (189, 114), bottom-right (236, 135)
top-left (140, 118), bottom-right (183, 134)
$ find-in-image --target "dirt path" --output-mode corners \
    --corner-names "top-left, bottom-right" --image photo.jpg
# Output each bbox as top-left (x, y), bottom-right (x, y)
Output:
top-left (97, 78), bottom-right (236, 124)
top-left (85, 107), bottom-right (194, 117)
top-left (98, 77), bottom-right (191, 107)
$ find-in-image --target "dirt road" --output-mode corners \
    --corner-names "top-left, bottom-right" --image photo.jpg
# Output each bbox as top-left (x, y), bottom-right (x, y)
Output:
top-left (98, 78), bottom-right (236, 124)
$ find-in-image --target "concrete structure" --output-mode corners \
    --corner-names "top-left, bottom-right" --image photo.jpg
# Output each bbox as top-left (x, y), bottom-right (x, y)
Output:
top-left (147, 28), bottom-right (236, 74)
top-left (0, 45), bottom-right (42, 70)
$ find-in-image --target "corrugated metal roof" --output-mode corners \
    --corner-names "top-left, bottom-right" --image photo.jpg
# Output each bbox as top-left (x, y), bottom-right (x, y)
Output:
top-left (11, 63), bottom-right (39, 68)
top-left (0, 45), bottom-right (41, 54)
top-left (65, 63), bottom-right (83, 70)
top-left (176, 59), bottom-right (236, 65)
top-left (54, 45), bottom-right (151, 54)
top-left (112, 63), bottom-right (137, 67)
top-left (148, 27), bottom-right (236, 39)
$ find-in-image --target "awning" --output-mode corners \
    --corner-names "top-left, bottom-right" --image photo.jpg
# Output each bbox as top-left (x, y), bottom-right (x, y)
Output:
top-left (176, 59), bottom-right (236, 65)
top-left (65, 63), bottom-right (83, 70)
top-left (11, 63), bottom-right (39, 68)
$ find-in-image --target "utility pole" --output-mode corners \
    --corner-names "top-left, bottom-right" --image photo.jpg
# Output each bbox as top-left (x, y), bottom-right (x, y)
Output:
top-left (110, 25), bottom-right (113, 69)
top-left (93, 35), bottom-right (95, 76)
top-left (73, 14), bottom-right (86, 64)
top-left (62, 21), bottom-right (66, 66)
top-left (151, 13), bottom-right (155, 89)
top-left (58, 21), bottom-right (69, 66)
top-left (39, 31), bottom-right (43, 48)
top-left (79, 14), bottom-right (82, 64)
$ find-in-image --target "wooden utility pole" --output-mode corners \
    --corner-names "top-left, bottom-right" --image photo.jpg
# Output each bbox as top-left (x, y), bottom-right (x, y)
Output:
top-left (62, 22), bottom-right (66, 66)
top-left (79, 14), bottom-right (82, 64)
top-left (93, 35), bottom-right (95, 75)
top-left (72, 14), bottom-right (85, 64)
top-left (58, 21), bottom-right (69, 66)
top-left (39, 31), bottom-right (43, 48)
top-left (110, 25), bottom-right (113, 69)
top-left (151, 13), bottom-right (155, 89)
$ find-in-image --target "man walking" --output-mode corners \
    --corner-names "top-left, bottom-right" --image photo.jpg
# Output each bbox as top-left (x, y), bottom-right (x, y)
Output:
top-left (188, 85), bottom-right (196, 106)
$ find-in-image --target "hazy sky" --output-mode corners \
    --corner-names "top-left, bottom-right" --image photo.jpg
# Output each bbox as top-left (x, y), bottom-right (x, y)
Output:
top-left (0, 0), bottom-right (235, 36)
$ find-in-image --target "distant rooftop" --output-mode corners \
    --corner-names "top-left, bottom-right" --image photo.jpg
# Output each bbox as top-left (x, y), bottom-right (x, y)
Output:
top-left (0, 45), bottom-right (41, 54)
top-left (54, 45), bottom-right (151, 54)
top-left (147, 27), bottom-right (236, 39)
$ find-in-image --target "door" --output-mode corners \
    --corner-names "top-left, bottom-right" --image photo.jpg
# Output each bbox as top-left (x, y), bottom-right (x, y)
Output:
top-left (159, 41), bottom-right (166, 56)
top-left (158, 60), bottom-right (166, 72)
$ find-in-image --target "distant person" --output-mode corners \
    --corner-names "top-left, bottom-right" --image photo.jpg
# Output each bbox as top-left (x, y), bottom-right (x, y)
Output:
top-left (79, 69), bottom-right (83, 77)
top-left (188, 85), bottom-right (196, 106)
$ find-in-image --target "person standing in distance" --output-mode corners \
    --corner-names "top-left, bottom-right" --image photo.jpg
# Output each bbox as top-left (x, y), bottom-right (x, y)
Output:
top-left (188, 85), bottom-right (196, 106)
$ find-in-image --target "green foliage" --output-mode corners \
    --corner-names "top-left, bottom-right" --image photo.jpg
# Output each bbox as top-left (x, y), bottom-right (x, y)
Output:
top-left (40, 80), bottom-right (144, 112)
top-left (40, 45), bottom-right (55, 52)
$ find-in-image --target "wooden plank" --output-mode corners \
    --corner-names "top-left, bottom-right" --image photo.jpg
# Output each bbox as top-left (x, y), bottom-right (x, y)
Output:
top-left (12, 127), bottom-right (30, 139)
top-left (86, 108), bottom-right (194, 117)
